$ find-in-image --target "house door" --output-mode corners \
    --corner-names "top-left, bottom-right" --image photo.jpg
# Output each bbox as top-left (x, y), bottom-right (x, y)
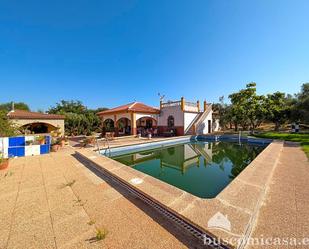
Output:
top-left (208, 120), bottom-right (211, 133)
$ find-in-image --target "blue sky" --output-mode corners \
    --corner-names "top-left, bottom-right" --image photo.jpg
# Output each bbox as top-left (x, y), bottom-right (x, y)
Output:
top-left (0, 0), bottom-right (308, 111)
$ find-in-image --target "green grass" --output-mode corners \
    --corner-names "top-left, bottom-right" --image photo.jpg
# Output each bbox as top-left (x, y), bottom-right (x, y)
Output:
top-left (95, 228), bottom-right (108, 241)
top-left (253, 132), bottom-right (309, 158)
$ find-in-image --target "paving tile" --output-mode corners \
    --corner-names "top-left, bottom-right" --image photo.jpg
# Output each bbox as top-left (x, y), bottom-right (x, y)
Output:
top-left (58, 229), bottom-right (106, 249)
top-left (53, 210), bottom-right (91, 248)
top-left (8, 213), bottom-right (56, 249)
top-left (217, 178), bottom-right (263, 214)
top-left (14, 187), bottom-right (49, 222)
top-left (0, 208), bottom-right (13, 249)
top-left (247, 143), bottom-right (309, 249)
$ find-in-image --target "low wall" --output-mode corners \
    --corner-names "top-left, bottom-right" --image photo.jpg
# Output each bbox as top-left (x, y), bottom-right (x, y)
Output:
top-left (157, 126), bottom-right (184, 136)
top-left (0, 135), bottom-right (51, 158)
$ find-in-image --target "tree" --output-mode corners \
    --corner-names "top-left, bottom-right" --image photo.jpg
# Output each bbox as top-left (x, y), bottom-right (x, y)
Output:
top-left (228, 82), bottom-right (266, 131)
top-left (0, 110), bottom-right (17, 137)
top-left (213, 96), bottom-right (232, 129)
top-left (295, 83), bottom-right (309, 124)
top-left (0, 102), bottom-right (30, 112)
top-left (265, 92), bottom-right (289, 131)
top-left (48, 100), bottom-right (86, 115)
top-left (48, 100), bottom-right (107, 136)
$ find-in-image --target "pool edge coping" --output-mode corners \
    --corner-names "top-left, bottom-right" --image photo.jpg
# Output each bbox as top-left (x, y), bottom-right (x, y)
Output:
top-left (75, 139), bottom-right (283, 249)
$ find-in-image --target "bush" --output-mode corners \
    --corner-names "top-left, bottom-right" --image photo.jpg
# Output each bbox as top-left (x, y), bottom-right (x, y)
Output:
top-left (0, 110), bottom-right (17, 137)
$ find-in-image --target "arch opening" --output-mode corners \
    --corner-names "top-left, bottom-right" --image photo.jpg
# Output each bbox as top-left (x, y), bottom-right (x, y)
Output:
top-left (116, 117), bottom-right (131, 136)
top-left (103, 119), bottom-right (115, 132)
top-left (136, 117), bottom-right (158, 136)
top-left (20, 122), bottom-right (57, 134)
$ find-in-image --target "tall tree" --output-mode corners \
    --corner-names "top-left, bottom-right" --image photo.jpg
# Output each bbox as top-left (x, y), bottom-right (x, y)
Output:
top-left (48, 100), bottom-right (107, 135)
top-left (265, 92), bottom-right (289, 131)
top-left (229, 82), bottom-right (265, 131)
top-left (48, 100), bottom-right (86, 114)
top-left (213, 96), bottom-right (232, 129)
top-left (295, 83), bottom-right (309, 124)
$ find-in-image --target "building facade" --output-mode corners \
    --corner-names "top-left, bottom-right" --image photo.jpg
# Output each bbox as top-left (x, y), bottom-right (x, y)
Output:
top-left (7, 110), bottom-right (65, 136)
top-left (97, 98), bottom-right (213, 137)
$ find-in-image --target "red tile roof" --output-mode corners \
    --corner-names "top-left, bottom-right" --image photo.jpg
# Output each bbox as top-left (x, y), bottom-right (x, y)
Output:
top-left (97, 102), bottom-right (160, 115)
top-left (7, 110), bottom-right (65, 120)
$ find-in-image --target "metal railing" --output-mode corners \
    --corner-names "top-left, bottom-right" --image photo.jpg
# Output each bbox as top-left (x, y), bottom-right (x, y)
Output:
top-left (95, 137), bottom-right (111, 157)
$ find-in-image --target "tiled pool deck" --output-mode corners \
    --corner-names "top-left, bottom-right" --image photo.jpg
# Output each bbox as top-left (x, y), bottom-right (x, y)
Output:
top-left (0, 137), bottom-right (308, 248)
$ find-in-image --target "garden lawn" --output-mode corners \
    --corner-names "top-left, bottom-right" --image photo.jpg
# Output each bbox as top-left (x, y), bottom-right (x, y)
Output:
top-left (253, 132), bottom-right (309, 159)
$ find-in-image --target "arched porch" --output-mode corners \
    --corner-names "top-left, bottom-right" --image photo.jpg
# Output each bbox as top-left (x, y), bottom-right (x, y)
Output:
top-left (102, 119), bottom-right (115, 132)
top-left (20, 122), bottom-right (58, 134)
top-left (136, 117), bottom-right (158, 136)
top-left (116, 117), bottom-right (131, 136)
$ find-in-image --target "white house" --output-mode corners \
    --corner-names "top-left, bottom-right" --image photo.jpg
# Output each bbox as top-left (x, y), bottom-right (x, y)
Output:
top-left (97, 97), bottom-right (213, 136)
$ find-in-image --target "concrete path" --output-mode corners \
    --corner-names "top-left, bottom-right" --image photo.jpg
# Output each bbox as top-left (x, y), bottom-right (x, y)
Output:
top-left (248, 142), bottom-right (309, 248)
top-left (0, 148), bottom-right (201, 249)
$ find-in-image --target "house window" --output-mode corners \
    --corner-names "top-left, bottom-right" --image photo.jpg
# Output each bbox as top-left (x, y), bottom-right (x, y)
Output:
top-left (167, 115), bottom-right (174, 127)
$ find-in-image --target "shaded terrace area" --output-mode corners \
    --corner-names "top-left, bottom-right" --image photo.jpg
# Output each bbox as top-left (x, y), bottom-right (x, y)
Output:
top-left (97, 102), bottom-right (160, 137)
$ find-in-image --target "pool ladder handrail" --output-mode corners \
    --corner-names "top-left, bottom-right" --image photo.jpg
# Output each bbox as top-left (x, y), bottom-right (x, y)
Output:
top-left (95, 137), bottom-right (101, 153)
top-left (94, 137), bottom-right (111, 156)
top-left (101, 137), bottom-right (111, 156)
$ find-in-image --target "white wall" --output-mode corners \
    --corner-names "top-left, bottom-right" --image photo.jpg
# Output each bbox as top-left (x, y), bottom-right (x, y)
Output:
top-left (184, 112), bottom-right (198, 131)
top-left (136, 113), bottom-right (158, 121)
top-left (196, 110), bottom-right (213, 134)
top-left (0, 137), bottom-right (8, 158)
top-left (157, 106), bottom-right (184, 126)
top-left (184, 105), bottom-right (198, 112)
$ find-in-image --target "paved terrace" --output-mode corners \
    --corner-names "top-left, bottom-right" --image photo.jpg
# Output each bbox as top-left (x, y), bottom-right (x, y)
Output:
top-left (69, 135), bottom-right (189, 150)
top-left (248, 142), bottom-right (309, 249)
top-left (0, 140), bottom-right (308, 248)
top-left (76, 140), bottom-right (309, 249)
top-left (0, 148), bottom-right (202, 249)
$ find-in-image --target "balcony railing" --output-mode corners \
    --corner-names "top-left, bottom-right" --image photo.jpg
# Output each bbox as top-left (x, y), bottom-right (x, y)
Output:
top-left (161, 100), bottom-right (182, 108)
top-left (160, 98), bottom-right (208, 113)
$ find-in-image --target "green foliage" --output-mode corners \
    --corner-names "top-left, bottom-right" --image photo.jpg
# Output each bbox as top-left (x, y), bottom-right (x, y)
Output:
top-left (216, 82), bottom-right (309, 132)
top-left (228, 82), bottom-right (267, 131)
top-left (0, 102), bottom-right (30, 112)
top-left (48, 100), bottom-right (107, 136)
top-left (51, 137), bottom-right (61, 146)
top-left (254, 132), bottom-right (309, 158)
top-left (95, 228), bottom-right (108, 241)
top-left (212, 96), bottom-right (231, 129)
top-left (293, 83), bottom-right (309, 124)
top-left (265, 92), bottom-right (290, 131)
top-left (48, 100), bottom-right (86, 114)
top-left (210, 141), bottom-right (263, 178)
top-left (0, 110), bottom-right (17, 137)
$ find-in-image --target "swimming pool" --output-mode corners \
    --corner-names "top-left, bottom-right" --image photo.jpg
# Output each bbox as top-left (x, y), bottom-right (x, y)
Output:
top-left (110, 140), bottom-right (266, 198)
